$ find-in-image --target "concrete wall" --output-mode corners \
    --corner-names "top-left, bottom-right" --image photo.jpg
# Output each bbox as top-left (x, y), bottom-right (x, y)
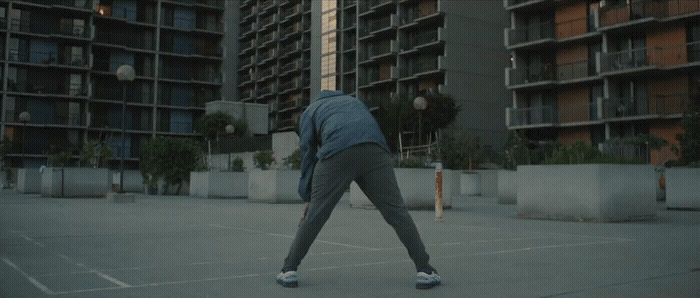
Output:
top-left (41, 168), bottom-right (110, 197)
top-left (111, 170), bottom-right (143, 193)
top-left (0, 171), bottom-right (7, 189)
top-left (460, 172), bottom-right (481, 196)
top-left (665, 168), bottom-right (700, 210)
top-left (248, 169), bottom-right (302, 203)
top-left (474, 170), bottom-right (499, 197)
top-left (497, 170), bottom-right (518, 204)
top-left (17, 168), bottom-right (41, 194)
top-left (517, 165), bottom-right (657, 222)
top-left (350, 169), bottom-right (457, 210)
top-left (190, 171), bottom-right (248, 199)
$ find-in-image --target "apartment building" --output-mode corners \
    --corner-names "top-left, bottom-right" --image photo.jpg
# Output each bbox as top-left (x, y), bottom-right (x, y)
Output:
top-left (314, 0), bottom-right (509, 153)
top-left (236, 0), bottom-right (313, 132)
top-left (0, 0), bottom-right (225, 168)
top-left (505, 0), bottom-right (696, 163)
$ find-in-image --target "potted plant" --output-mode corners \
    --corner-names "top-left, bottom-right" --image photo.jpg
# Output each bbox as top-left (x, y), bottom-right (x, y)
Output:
top-left (141, 137), bottom-right (205, 195)
top-left (434, 130), bottom-right (485, 197)
top-left (41, 144), bottom-right (112, 198)
top-left (248, 149), bottom-right (302, 203)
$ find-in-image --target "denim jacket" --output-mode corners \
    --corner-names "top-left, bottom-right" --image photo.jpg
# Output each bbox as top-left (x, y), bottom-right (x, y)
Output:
top-left (298, 90), bottom-right (391, 202)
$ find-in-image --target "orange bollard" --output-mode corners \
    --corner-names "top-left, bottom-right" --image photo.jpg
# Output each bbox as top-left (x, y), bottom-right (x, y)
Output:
top-left (435, 162), bottom-right (443, 222)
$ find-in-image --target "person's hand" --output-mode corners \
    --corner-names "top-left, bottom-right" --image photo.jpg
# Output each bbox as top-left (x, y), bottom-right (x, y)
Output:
top-left (299, 202), bottom-right (310, 226)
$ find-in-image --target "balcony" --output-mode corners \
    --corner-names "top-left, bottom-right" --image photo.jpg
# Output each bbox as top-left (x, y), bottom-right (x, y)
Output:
top-left (259, 14), bottom-right (278, 31)
top-left (402, 28), bottom-right (443, 53)
top-left (258, 84), bottom-right (277, 97)
top-left (279, 78), bottom-right (302, 94)
top-left (10, 18), bottom-right (91, 39)
top-left (556, 60), bottom-right (596, 82)
top-left (238, 73), bottom-right (254, 86)
top-left (599, 47), bottom-right (657, 75)
top-left (360, 15), bottom-right (397, 38)
top-left (95, 5), bottom-right (155, 24)
top-left (239, 56), bottom-right (253, 69)
top-left (280, 59), bottom-right (302, 75)
top-left (9, 80), bottom-right (87, 98)
top-left (240, 89), bottom-right (256, 101)
top-left (556, 17), bottom-right (594, 40)
top-left (8, 50), bottom-right (89, 69)
top-left (599, 0), bottom-right (667, 29)
top-left (257, 49), bottom-right (277, 65)
top-left (650, 93), bottom-right (692, 117)
top-left (280, 41), bottom-right (303, 57)
top-left (240, 39), bottom-right (256, 54)
top-left (506, 64), bottom-right (556, 89)
top-left (602, 97), bottom-right (651, 120)
top-left (504, 0), bottom-right (554, 11)
top-left (194, 0), bottom-right (225, 9)
top-left (360, 0), bottom-right (395, 16)
top-left (361, 40), bottom-right (397, 62)
top-left (257, 67), bottom-right (277, 81)
top-left (506, 105), bottom-right (556, 128)
top-left (281, 22), bottom-right (302, 39)
top-left (240, 22), bottom-right (256, 37)
top-left (281, 4), bottom-right (302, 20)
top-left (506, 20), bottom-right (555, 49)
top-left (93, 84), bottom-right (150, 104)
top-left (94, 32), bottom-right (154, 51)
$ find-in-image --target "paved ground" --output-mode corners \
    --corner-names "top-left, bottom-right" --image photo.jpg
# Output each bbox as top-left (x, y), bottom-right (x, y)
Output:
top-left (0, 189), bottom-right (698, 297)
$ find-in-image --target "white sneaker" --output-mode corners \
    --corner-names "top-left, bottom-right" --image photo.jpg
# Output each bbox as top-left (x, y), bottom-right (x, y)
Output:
top-left (276, 270), bottom-right (298, 287)
top-left (416, 270), bottom-right (441, 289)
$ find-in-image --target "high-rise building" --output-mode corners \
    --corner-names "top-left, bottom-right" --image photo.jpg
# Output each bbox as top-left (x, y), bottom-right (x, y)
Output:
top-left (235, 0), bottom-right (314, 132)
top-left (505, 0), bottom-right (695, 163)
top-left (313, 0), bottom-right (510, 153)
top-left (0, 0), bottom-right (225, 168)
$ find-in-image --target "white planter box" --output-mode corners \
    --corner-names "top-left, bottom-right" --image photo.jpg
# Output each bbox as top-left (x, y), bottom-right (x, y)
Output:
top-left (665, 168), bottom-right (700, 210)
top-left (517, 164), bottom-right (657, 222)
top-left (17, 168), bottom-right (42, 194)
top-left (460, 172), bottom-right (481, 196)
top-left (111, 170), bottom-right (143, 193)
top-left (350, 168), bottom-right (457, 209)
top-left (190, 171), bottom-right (249, 199)
top-left (41, 167), bottom-right (110, 197)
top-left (248, 169), bottom-right (302, 203)
top-left (0, 171), bottom-right (7, 188)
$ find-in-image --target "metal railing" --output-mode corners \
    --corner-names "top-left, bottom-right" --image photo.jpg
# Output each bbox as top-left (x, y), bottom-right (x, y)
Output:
top-left (600, 0), bottom-right (669, 27)
top-left (600, 47), bottom-right (656, 72)
top-left (508, 19), bottom-right (555, 46)
top-left (602, 97), bottom-right (650, 119)
top-left (652, 93), bottom-right (691, 115)
top-left (508, 105), bottom-right (556, 126)
top-left (556, 60), bottom-right (591, 80)
top-left (508, 64), bottom-right (556, 86)
top-left (94, 32), bottom-right (154, 50)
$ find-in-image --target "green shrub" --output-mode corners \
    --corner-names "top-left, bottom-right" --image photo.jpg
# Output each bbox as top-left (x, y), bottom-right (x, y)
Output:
top-left (231, 156), bottom-right (245, 172)
top-left (49, 151), bottom-right (73, 167)
top-left (140, 137), bottom-right (205, 194)
top-left (676, 96), bottom-right (700, 165)
top-left (502, 131), bottom-right (531, 170)
top-left (253, 150), bottom-right (275, 170)
top-left (80, 140), bottom-right (112, 168)
top-left (436, 130), bottom-right (484, 170)
top-left (543, 141), bottom-right (641, 165)
top-left (282, 149), bottom-right (302, 170)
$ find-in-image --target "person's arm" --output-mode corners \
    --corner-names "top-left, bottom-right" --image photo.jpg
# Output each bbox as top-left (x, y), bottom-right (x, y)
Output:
top-left (298, 110), bottom-right (318, 203)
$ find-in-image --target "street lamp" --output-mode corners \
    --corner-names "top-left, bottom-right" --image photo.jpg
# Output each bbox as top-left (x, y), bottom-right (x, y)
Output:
top-left (19, 111), bottom-right (31, 167)
top-left (225, 124), bottom-right (235, 171)
top-left (116, 65), bottom-right (135, 193)
top-left (413, 96), bottom-right (427, 146)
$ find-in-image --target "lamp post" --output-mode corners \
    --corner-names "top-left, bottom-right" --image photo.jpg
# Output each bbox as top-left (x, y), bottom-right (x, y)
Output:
top-left (19, 111), bottom-right (31, 167)
top-left (225, 124), bottom-right (234, 171)
top-left (116, 65), bottom-right (135, 193)
top-left (413, 96), bottom-right (427, 147)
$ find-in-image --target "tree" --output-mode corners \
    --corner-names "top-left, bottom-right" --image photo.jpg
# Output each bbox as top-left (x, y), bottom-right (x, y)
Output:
top-left (80, 140), bottom-right (112, 168)
top-left (140, 137), bottom-right (205, 194)
top-left (502, 131), bottom-right (530, 170)
top-left (195, 112), bottom-right (243, 141)
top-left (676, 96), bottom-right (700, 165)
top-left (435, 130), bottom-right (484, 170)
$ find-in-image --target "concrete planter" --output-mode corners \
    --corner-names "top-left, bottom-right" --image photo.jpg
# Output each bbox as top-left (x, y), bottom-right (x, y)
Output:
top-left (517, 164), bottom-right (657, 222)
top-left (17, 168), bottom-right (41, 194)
top-left (350, 168), bottom-right (457, 209)
top-left (460, 172), bottom-right (481, 196)
top-left (190, 171), bottom-right (248, 199)
top-left (665, 168), bottom-right (700, 210)
top-left (41, 167), bottom-right (110, 197)
top-left (0, 171), bottom-right (7, 188)
top-left (497, 170), bottom-right (518, 204)
top-left (248, 169), bottom-right (302, 203)
top-left (111, 170), bottom-right (143, 193)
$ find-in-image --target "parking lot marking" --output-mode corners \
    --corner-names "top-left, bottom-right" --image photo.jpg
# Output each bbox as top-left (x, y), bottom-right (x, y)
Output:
top-left (209, 224), bottom-right (379, 250)
top-left (2, 257), bottom-right (54, 295)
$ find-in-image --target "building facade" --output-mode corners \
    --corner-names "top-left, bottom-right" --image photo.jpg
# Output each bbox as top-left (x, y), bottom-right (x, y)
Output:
top-left (505, 0), bottom-right (695, 163)
top-left (318, 0), bottom-right (510, 153)
top-left (0, 0), bottom-right (225, 168)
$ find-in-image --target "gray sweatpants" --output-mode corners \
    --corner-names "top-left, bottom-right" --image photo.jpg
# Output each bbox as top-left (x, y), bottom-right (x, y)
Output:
top-left (283, 143), bottom-right (433, 272)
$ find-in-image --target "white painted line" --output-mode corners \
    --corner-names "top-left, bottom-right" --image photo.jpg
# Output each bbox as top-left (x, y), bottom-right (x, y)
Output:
top-left (209, 224), bottom-right (379, 250)
top-left (2, 257), bottom-right (54, 295)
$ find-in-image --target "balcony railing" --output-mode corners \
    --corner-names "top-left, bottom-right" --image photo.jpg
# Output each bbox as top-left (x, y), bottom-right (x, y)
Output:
top-left (602, 97), bottom-right (650, 119)
top-left (8, 50), bottom-right (87, 68)
top-left (507, 64), bottom-right (556, 86)
top-left (10, 19), bottom-right (90, 38)
top-left (556, 60), bottom-right (593, 81)
top-left (280, 60), bottom-right (302, 74)
top-left (507, 105), bottom-right (556, 126)
top-left (280, 40), bottom-right (302, 55)
top-left (600, 47), bottom-right (656, 73)
top-left (361, 15), bottom-right (396, 36)
top-left (600, 0), bottom-right (700, 28)
top-left (281, 4), bottom-right (302, 19)
top-left (507, 20), bottom-right (555, 46)
top-left (403, 28), bottom-right (441, 50)
top-left (363, 40), bottom-right (396, 60)
top-left (94, 32), bottom-right (154, 50)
